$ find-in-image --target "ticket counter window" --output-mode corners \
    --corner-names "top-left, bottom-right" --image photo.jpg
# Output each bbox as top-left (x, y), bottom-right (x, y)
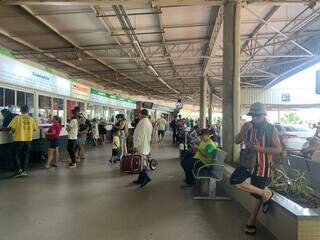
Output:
top-left (53, 98), bottom-right (64, 125)
top-left (5, 88), bottom-right (15, 111)
top-left (67, 100), bottom-right (85, 120)
top-left (126, 109), bottom-right (134, 127)
top-left (26, 93), bottom-right (34, 116)
top-left (38, 95), bottom-right (52, 125)
top-left (86, 104), bottom-right (94, 120)
top-left (94, 105), bottom-right (103, 119)
top-left (109, 108), bottom-right (115, 123)
top-left (0, 88), bottom-right (3, 107)
top-left (16, 91), bottom-right (35, 116)
top-left (0, 88), bottom-right (4, 126)
top-left (103, 106), bottom-right (110, 122)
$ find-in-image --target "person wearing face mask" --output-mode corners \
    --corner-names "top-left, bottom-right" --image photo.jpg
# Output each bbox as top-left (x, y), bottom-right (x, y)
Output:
top-left (230, 102), bottom-right (281, 235)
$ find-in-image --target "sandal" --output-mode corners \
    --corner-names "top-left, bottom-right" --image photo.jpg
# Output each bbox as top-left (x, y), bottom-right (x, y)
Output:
top-left (245, 225), bottom-right (256, 235)
top-left (262, 190), bottom-right (274, 214)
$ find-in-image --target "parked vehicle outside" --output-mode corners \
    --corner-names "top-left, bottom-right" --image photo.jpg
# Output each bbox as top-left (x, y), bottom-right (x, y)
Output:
top-left (275, 124), bottom-right (315, 151)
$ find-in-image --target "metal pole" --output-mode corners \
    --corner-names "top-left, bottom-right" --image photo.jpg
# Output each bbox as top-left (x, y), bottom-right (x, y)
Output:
top-left (208, 93), bottom-right (213, 127)
top-left (222, 1), bottom-right (241, 163)
top-left (199, 77), bottom-right (207, 128)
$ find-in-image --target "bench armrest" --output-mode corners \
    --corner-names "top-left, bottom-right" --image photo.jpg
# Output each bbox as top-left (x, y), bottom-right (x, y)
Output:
top-left (197, 164), bottom-right (225, 180)
top-left (192, 160), bottom-right (202, 172)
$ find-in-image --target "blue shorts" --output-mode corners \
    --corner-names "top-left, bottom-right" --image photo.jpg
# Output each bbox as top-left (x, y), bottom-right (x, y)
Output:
top-left (49, 139), bottom-right (60, 149)
top-left (77, 137), bottom-right (86, 145)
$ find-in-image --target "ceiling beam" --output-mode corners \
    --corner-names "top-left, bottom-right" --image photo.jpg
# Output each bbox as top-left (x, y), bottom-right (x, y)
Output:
top-left (0, 0), bottom-right (223, 6)
top-left (0, 26), bottom-right (144, 94)
top-left (20, 5), bottom-right (149, 94)
top-left (0, 0), bottom-right (309, 6)
top-left (202, 6), bottom-right (223, 77)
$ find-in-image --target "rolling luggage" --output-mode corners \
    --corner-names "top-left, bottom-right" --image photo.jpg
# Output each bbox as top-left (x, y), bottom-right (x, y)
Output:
top-left (121, 154), bottom-right (143, 173)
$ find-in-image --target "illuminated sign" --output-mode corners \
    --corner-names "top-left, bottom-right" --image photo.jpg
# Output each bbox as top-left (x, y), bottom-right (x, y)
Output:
top-left (0, 54), bottom-right (70, 96)
top-left (71, 81), bottom-right (90, 100)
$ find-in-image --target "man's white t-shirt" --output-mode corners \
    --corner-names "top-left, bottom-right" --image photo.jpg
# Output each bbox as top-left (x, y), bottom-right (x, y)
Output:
top-left (68, 118), bottom-right (78, 140)
top-left (133, 117), bottom-right (153, 155)
top-left (157, 118), bottom-right (167, 131)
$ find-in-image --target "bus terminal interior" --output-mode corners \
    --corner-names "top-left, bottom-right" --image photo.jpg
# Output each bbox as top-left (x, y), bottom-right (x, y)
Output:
top-left (1, 1), bottom-right (320, 240)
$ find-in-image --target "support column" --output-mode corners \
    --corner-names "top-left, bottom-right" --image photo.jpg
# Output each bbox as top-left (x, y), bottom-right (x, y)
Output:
top-left (208, 92), bottom-right (213, 127)
top-left (222, 1), bottom-right (241, 163)
top-left (199, 77), bottom-right (207, 128)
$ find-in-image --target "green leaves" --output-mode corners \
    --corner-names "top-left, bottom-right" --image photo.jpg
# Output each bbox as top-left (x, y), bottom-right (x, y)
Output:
top-left (271, 168), bottom-right (314, 198)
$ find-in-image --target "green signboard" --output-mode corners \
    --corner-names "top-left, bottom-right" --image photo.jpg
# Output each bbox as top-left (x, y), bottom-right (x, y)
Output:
top-left (90, 88), bottom-right (136, 108)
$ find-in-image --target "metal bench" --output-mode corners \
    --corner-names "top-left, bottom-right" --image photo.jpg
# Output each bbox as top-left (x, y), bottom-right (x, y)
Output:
top-left (192, 149), bottom-right (230, 200)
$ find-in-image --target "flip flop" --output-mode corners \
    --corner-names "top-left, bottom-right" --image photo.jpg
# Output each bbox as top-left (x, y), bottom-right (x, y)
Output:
top-left (262, 190), bottom-right (274, 214)
top-left (245, 225), bottom-right (256, 235)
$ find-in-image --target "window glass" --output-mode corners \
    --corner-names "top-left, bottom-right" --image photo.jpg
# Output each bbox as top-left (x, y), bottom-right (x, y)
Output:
top-left (0, 88), bottom-right (4, 107)
top-left (17, 91), bottom-right (26, 107)
top-left (0, 88), bottom-right (4, 126)
top-left (109, 108), bottom-right (116, 123)
top-left (67, 100), bottom-right (77, 120)
top-left (26, 93), bottom-right (34, 117)
top-left (103, 106), bottom-right (110, 122)
top-left (5, 88), bottom-right (15, 110)
top-left (86, 104), bottom-right (94, 120)
top-left (78, 102), bottom-right (85, 113)
top-left (38, 95), bottom-right (52, 125)
top-left (53, 98), bottom-right (64, 125)
top-left (94, 105), bottom-right (103, 119)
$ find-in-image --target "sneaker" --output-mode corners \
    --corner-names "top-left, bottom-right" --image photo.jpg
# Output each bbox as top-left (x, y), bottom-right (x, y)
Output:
top-left (13, 170), bottom-right (24, 178)
top-left (68, 163), bottom-right (77, 169)
top-left (108, 160), bottom-right (113, 165)
top-left (22, 171), bottom-right (28, 177)
top-left (140, 178), bottom-right (151, 188)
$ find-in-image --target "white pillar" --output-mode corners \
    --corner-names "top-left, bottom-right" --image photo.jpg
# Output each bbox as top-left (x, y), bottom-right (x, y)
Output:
top-left (208, 92), bottom-right (213, 126)
top-left (222, 1), bottom-right (241, 163)
top-left (199, 77), bottom-right (207, 128)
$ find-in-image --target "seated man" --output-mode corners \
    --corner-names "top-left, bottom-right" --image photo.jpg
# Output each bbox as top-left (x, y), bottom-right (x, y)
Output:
top-left (180, 129), bottom-right (217, 187)
top-left (302, 136), bottom-right (320, 159)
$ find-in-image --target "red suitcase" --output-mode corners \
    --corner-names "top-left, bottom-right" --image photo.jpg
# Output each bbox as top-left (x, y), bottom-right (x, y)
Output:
top-left (120, 154), bottom-right (143, 173)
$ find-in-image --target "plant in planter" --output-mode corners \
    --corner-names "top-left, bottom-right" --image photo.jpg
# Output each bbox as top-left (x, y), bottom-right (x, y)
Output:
top-left (270, 168), bottom-right (316, 206)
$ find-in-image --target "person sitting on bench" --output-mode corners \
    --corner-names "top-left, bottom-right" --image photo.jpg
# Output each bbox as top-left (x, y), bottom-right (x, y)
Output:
top-left (180, 129), bottom-right (217, 188)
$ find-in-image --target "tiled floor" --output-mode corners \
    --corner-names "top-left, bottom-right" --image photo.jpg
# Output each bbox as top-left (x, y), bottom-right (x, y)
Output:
top-left (0, 141), bottom-right (276, 240)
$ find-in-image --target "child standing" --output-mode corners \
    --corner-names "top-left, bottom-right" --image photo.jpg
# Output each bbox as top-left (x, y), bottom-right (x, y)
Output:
top-left (109, 130), bottom-right (120, 165)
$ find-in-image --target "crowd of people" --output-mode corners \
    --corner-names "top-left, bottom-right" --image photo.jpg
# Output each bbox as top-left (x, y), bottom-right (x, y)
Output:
top-left (1, 102), bottom-right (286, 235)
top-left (0, 105), bottom-right (167, 184)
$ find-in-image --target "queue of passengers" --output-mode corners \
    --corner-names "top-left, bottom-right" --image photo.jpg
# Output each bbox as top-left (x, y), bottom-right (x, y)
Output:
top-left (0, 105), bottom-right (129, 174)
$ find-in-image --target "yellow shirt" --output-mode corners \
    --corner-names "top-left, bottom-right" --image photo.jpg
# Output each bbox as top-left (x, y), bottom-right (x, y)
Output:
top-left (194, 139), bottom-right (217, 165)
top-left (9, 114), bottom-right (37, 142)
top-left (112, 135), bottom-right (120, 149)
